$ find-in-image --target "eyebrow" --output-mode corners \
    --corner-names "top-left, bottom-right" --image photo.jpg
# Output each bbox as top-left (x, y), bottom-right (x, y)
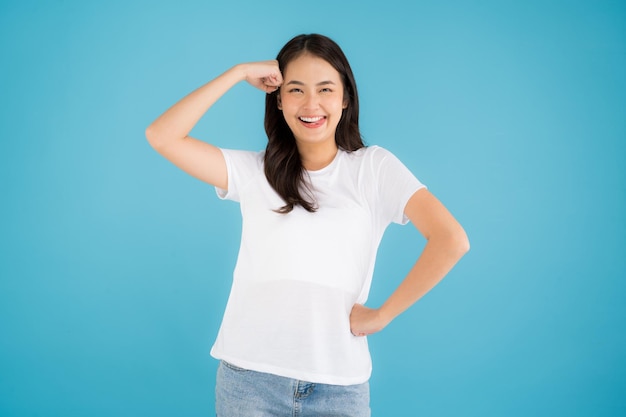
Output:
top-left (285, 80), bottom-right (336, 86)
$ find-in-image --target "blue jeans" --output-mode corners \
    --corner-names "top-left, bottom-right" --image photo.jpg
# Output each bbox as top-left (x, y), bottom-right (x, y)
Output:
top-left (216, 360), bottom-right (371, 417)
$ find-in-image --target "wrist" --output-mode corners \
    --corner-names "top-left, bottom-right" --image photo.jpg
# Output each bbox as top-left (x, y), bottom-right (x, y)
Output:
top-left (229, 63), bottom-right (249, 83)
top-left (377, 305), bottom-right (396, 327)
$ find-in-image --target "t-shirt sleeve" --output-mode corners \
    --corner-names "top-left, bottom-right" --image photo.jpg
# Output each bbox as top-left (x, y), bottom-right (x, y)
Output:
top-left (370, 146), bottom-right (426, 225)
top-left (215, 148), bottom-right (264, 203)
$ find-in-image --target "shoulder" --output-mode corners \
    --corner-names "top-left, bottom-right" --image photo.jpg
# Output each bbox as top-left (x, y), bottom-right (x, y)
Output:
top-left (346, 145), bottom-right (395, 158)
top-left (216, 149), bottom-right (266, 201)
top-left (343, 145), bottom-right (402, 168)
top-left (348, 145), bottom-right (421, 187)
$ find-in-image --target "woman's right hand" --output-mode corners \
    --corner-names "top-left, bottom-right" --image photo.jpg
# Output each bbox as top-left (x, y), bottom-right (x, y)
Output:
top-left (240, 60), bottom-right (283, 93)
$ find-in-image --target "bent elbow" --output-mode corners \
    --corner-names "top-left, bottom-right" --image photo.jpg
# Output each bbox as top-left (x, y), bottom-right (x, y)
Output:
top-left (443, 226), bottom-right (469, 259)
top-left (145, 124), bottom-right (166, 150)
top-left (460, 233), bottom-right (470, 256)
top-left (145, 124), bottom-right (158, 147)
top-left (455, 228), bottom-right (470, 258)
top-left (428, 227), bottom-right (469, 261)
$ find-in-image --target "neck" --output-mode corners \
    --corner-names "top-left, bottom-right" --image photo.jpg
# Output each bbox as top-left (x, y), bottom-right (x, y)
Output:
top-left (298, 142), bottom-right (339, 171)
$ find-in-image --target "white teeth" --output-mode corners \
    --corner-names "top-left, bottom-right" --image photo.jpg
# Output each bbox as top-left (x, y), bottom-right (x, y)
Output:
top-left (299, 116), bottom-right (324, 123)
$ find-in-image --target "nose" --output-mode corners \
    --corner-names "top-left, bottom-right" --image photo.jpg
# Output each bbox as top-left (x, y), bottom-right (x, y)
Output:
top-left (303, 92), bottom-right (320, 110)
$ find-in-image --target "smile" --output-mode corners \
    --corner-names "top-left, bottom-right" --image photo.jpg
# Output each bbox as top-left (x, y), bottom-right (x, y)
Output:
top-left (298, 116), bottom-right (327, 128)
top-left (299, 116), bottom-right (326, 123)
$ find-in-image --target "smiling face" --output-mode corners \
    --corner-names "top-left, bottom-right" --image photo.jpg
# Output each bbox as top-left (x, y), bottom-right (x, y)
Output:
top-left (278, 53), bottom-right (347, 155)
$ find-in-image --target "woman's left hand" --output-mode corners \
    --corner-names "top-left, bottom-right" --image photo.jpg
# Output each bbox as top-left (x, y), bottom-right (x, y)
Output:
top-left (349, 304), bottom-right (390, 337)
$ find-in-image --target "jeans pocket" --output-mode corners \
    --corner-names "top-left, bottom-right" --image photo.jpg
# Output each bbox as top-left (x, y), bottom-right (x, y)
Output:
top-left (221, 360), bottom-right (249, 372)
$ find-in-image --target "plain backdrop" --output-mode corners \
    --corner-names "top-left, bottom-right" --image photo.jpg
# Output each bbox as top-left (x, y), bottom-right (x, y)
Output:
top-left (1, 0), bottom-right (624, 416)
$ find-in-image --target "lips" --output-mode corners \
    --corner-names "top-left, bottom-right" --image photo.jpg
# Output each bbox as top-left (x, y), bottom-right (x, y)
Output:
top-left (298, 115), bottom-right (326, 128)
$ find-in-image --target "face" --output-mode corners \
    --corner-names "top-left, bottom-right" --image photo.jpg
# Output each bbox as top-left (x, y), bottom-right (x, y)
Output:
top-left (278, 53), bottom-right (347, 151)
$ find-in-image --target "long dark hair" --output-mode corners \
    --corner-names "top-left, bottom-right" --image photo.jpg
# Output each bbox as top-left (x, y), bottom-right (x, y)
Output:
top-left (264, 34), bottom-right (364, 213)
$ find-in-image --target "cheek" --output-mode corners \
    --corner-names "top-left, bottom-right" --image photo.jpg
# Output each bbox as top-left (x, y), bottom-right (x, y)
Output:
top-left (326, 99), bottom-right (345, 115)
top-left (279, 95), bottom-right (299, 110)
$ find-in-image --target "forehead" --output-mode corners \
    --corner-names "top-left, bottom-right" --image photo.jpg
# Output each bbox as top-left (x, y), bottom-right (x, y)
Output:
top-left (283, 53), bottom-right (342, 83)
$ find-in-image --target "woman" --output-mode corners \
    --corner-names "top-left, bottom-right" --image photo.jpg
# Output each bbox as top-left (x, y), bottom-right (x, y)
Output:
top-left (146, 34), bottom-right (469, 417)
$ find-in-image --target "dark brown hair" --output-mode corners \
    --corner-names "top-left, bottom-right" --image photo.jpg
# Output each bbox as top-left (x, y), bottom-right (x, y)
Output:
top-left (264, 34), bottom-right (364, 213)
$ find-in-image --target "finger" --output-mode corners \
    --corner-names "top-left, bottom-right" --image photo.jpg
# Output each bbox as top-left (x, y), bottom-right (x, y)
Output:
top-left (264, 81), bottom-right (281, 93)
top-left (263, 84), bottom-right (279, 94)
top-left (272, 72), bottom-right (283, 84)
top-left (264, 69), bottom-right (282, 86)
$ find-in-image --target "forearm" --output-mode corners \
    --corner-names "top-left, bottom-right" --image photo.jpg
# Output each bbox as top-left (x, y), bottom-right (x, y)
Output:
top-left (145, 64), bottom-right (247, 148)
top-left (379, 232), bottom-right (469, 324)
top-left (350, 190), bottom-right (470, 337)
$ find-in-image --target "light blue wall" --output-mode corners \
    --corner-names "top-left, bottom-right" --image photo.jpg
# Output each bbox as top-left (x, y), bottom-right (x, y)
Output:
top-left (1, 0), bottom-right (624, 415)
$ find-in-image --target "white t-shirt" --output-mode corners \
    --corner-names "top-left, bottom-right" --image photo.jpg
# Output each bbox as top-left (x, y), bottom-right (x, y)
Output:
top-left (210, 145), bottom-right (425, 385)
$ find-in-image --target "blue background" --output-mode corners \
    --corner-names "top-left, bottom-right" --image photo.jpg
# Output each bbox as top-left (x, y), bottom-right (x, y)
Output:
top-left (1, 0), bottom-right (624, 415)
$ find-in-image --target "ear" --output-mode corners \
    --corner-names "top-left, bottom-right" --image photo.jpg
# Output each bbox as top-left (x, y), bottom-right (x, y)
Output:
top-left (342, 99), bottom-right (348, 109)
top-left (277, 94), bottom-right (283, 110)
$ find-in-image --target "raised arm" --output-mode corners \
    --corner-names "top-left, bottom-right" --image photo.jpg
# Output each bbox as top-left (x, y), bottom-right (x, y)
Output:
top-left (145, 61), bottom-right (283, 189)
top-left (349, 188), bottom-right (470, 336)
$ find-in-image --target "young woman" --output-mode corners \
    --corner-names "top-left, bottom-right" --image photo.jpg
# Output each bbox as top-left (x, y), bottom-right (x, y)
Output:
top-left (146, 34), bottom-right (469, 417)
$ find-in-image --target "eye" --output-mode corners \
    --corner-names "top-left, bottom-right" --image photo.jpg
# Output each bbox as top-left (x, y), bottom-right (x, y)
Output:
top-left (320, 88), bottom-right (333, 93)
top-left (288, 88), bottom-right (303, 94)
